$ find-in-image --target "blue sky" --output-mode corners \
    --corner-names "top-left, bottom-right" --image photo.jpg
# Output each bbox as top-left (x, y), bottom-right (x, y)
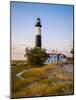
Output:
top-left (11, 2), bottom-right (73, 60)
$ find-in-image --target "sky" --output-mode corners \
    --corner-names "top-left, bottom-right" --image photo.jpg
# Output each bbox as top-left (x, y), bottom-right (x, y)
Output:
top-left (11, 1), bottom-right (74, 60)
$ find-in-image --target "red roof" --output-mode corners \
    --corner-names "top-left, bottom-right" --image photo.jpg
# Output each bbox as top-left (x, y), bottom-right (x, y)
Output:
top-left (47, 53), bottom-right (66, 59)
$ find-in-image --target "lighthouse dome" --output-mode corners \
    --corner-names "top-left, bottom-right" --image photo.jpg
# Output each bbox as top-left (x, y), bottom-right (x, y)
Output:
top-left (35, 17), bottom-right (42, 27)
top-left (37, 17), bottom-right (40, 22)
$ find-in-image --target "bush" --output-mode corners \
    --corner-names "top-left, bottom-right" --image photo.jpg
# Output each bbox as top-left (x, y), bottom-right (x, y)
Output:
top-left (25, 47), bottom-right (47, 66)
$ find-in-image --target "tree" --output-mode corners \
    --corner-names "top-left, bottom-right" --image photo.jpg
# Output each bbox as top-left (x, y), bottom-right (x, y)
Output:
top-left (24, 47), bottom-right (47, 66)
top-left (70, 48), bottom-right (74, 55)
top-left (70, 42), bottom-right (74, 56)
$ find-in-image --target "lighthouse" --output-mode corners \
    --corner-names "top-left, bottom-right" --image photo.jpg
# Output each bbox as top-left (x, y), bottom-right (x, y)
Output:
top-left (35, 17), bottom-right (42, 48)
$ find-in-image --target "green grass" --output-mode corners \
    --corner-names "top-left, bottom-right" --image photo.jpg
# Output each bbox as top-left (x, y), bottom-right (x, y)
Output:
top-left (67, 57), bottom-right (74, 64)
top-left (11, 60), bottom-right (74, 98)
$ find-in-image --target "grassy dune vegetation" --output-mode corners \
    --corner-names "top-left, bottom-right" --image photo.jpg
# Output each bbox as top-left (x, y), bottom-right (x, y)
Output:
top-left (11, 60), bottom-right (74, 98)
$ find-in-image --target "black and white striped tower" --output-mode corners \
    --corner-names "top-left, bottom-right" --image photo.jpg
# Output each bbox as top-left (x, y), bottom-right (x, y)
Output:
top-left (35, 17), bottom-right (42, 48)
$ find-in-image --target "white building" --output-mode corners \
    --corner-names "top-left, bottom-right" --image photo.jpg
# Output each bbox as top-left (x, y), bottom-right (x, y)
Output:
top-left (45, 53), bottom-right (67, 64)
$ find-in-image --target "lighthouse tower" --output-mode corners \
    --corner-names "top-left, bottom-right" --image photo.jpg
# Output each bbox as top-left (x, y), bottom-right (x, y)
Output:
top-left (35, 17), bottom-right (42, 48)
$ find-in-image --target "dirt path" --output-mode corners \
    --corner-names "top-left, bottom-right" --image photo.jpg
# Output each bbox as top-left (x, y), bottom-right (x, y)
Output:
top-left (16, 67), bottom-right (32, 80)
top-left (16, 70), bottom-right (28, 80)
top-left (63, 64), bottom-right (73, 73)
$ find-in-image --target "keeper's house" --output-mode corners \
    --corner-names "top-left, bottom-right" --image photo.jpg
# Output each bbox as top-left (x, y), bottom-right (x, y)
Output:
top-left (45, 53), bottom-right (67, 64)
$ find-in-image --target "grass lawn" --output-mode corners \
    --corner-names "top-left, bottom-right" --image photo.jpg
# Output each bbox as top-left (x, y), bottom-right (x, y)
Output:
top-left (11, 60), bottom-right (74, 98)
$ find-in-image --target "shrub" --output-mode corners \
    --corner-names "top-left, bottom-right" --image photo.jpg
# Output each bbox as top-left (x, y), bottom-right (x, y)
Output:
top-left (24, 47), bottom-right (47, 66)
